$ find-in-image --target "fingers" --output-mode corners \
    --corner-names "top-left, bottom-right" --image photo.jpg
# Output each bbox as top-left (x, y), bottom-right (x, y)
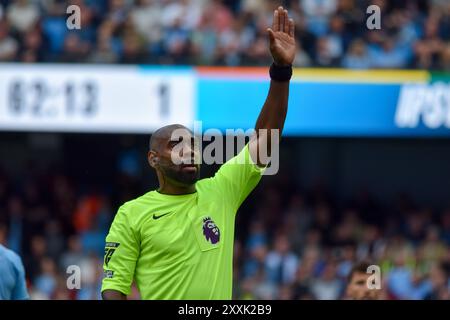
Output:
top-left (284, 9), bottom-right (289, 33)
top-left (289, 18), bottom-right (295, 37)
top-left (273, 6), bottom-right (292, 34)
top-left (278, 7), bottom-right (285, 32)
top-left (273, 9), bottom-right (279, 32)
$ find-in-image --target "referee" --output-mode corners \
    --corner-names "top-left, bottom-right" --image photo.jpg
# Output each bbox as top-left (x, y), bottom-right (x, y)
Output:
top-left (101, 6), bottom-right (295, 300)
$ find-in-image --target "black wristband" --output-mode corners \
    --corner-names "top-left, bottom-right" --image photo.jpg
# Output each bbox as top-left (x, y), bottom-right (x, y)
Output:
top-left (269, 63), bottom-right (293, 82)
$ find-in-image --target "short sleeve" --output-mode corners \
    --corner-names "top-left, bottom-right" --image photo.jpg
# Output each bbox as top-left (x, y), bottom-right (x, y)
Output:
top-left (211, 143), bottom-right (265, 212)
top-left (101, 205), bottom-right (140, 296)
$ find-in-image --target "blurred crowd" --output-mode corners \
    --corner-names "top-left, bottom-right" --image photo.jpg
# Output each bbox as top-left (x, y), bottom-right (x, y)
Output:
top-left (0, 163), bottom-right (449, 300)
top-left (233, 181), bottom-right (450, 300)
top-left (0, 0), bottom-right (449, 69)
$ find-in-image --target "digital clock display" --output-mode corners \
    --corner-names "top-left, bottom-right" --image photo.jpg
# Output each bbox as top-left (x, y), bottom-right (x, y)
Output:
top-left (9, 79), bottom-right (98, 118)
top-left (0, 64), bottom-right (195, 133)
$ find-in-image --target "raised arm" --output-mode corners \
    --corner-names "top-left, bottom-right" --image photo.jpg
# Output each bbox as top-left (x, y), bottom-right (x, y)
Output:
top-left (249, 6), bottom-right (296, 167)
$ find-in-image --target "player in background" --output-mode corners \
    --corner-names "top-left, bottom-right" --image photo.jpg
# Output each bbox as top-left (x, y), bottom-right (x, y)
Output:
top-left (0, 242), bottom-right (29, 300)
top-left (345, 261), bottom-right (382, 300)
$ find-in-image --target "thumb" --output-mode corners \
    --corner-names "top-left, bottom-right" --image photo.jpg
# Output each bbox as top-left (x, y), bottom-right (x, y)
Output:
top-left (267, 28), bottom-right (275, 42)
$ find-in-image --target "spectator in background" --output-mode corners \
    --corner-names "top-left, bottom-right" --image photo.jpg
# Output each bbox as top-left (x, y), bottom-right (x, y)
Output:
top-left (243, 244), bottom-right (268, 280)
top-left (190, 10), bottom-right (218, 65)
top-left (214, 16), bottom-right (254, 66)
top-left (88, 34), bottom-right (118, 63)
top-left (107, 0), bottom-right (130, 26)
top-left (336, 245), bottom-right (357, 279)
top-left (40, 0), bottom-right (68, 16)
top-left (245, 220), bottom-right (268, 250)
top-left (41, 3), bottom-right (68, 55)
top-left (251, 267), bottom-right (278, 299)
top-left (236, 277), bottom-right (257, 299)
top-left (76, 253), bottom-right (103, 300)
top-left (240, 0), bottom-right (271, 22)
top-left (0, 0), bottom-right (448, 68)
top-left (50, 174), bottom-right (77, 235)
top-left (369, 36), bottom-right (410, 69)
top-left (161, 0), bottom-right (202, 32)
top-left (292, 260), bottom-right (316, 299)
top-left (90, 19), bottom-right (120, 63)
top-left (60, 235), bottom-right (84, 271)
top-left (24, 235), bottom-right (47, 282)
top-left (265, 235), bottom-right (299, 285)
top-left (342, 39), bottom-right (371, 69)
top-left (120, 27), bottom-right (148, 64)
top-left (301, 0), bottom-right (337, 37)
top-left (387, 247), bottom-right (432, 299)
top-left (243, 39), bottom-right (268, 66)
top-left (44, 220), bottom-right (65, 261)
top-left (33, 257), bottom-right (58, 299)
top-left (325, 15), bottom-right (350, 60)
top-left (420, 226), bottom-right (447, 264)
top-left (344, 261), bottom-right (381, 300)
top-left (390, 7), bottom-right (421, 49)
top-left (52, 275), bottom-right (73, 300)
top-left (161, 16), bottom-right (191, 64)
top-left (6, 0), bottom-right (39, 34)
top-left (0, 19), bottom-right (18, 61)
top-left (76, 0), bottom-right (97, 45)
top-left (310, 262), bottom-right (343, 300)
top-left (283, 194), bottom-right (313, 252)
top-left (356, 225), bottom-right (385, 261)
top-left (130, 0), bottom-right (163, 53)
top-left (440, 44), bottom-right (450, 71)
top-left (315, 35), bottom-right (340, 67)
top-left (335, 0), bottom-right (364, 35)
top-left (403, 212), bottom-right (428, 246)
top-left (311, 202), bottom-right (333, 245)
top-left (333, 209), bottom-right (361, 247)
top-left (80, 217), bottom-right (109, 259)
top-left (294, 12), bottom-right (316, 61)
top-left (59, 33), bottom-right (89, 63)
top-left (413, 17), bottom-right (445, 69)
top-left (6, 197), bottom-right (24, 255)
top-left (424, 262), bottom-right (450, 300)
top-left (293, 46), bottom-right (312, 67)
top-left (19, 27), bottom-right (46, 62)
top-left (441, 210), bottom-right (450, 246)
top-left (205, 0), bottom-right (234, 34)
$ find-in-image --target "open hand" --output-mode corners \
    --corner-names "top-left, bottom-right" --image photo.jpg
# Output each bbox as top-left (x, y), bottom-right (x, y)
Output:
top-left (267, 6), bottom-right (296, 66)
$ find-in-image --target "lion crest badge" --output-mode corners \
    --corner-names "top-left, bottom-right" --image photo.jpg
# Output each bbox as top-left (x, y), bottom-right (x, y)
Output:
top-left (202, 216), bottom-right (220, 244)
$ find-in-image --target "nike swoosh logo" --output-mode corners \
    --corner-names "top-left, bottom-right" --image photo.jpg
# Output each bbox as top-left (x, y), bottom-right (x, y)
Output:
top-left (153, 213), bottom-right (172, 220)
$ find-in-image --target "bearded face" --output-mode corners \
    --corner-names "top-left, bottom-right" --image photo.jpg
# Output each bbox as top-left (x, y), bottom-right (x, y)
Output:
top-left (159, 160), bottom-right (200, 186)
top-left (152, 127), bottom-right (201, 187)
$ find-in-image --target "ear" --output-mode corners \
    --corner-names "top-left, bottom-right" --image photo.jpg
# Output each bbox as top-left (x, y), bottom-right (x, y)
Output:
top-left (148, 150), bottom-right (159, 169)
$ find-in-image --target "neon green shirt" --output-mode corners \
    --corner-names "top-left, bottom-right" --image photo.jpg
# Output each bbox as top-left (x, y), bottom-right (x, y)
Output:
top-left (101, 144), bottom-right (264, 299)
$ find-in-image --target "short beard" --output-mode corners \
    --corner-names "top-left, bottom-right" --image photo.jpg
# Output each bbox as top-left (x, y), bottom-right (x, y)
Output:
top-left (162, 166), bottom-right (200, 186)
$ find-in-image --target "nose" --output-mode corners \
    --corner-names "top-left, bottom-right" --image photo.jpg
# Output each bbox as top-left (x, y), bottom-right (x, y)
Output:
top-left (180, 139), bottom-right (199, 164)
